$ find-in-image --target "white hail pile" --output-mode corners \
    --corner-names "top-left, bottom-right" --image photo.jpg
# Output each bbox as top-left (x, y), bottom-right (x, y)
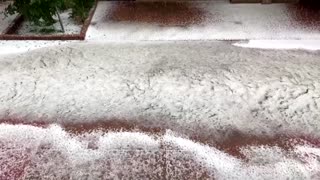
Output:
top-left (0, 41), bottom-right (319, 138)
top-left (0, 124), bottom-right (319, 179)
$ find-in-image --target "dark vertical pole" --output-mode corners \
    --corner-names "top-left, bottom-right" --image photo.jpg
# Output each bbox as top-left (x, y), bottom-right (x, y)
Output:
top-left (56, 7), bottom-right (65, 33)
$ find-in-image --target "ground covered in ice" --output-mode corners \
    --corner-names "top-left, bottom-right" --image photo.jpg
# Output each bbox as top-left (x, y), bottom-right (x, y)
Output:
top-left (1, 2), bottom-right (81, 36)
top-left (1, 1), bottom-right (320, 179)
top-left (86, 1), bottom-right (320, 41)
top-left (1, 0), bottom-right (320, 55)
top-left (1, 124), bottom-right (320, 179)
top-left (17, 10), bottom-right (81, 35)
top-left (0, 41), bottom-right (320, 178)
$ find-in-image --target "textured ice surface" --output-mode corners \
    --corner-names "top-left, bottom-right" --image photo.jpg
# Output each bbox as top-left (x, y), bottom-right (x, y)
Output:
top-left (0, 40), bottom-right (75, 56)
top-left (0, 41), bottom-right (320, 179)
top-left (0, 124), bottom-right (320, 179)
top-left (0, 41), bottom-right (319, 139)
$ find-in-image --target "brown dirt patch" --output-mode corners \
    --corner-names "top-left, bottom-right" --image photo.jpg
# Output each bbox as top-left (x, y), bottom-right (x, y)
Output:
top-left (108, 2), bottom-right (207, 27)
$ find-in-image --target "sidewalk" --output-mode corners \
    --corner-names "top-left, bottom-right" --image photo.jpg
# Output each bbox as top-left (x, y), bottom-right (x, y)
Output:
top-left (86, 1), bottom-right (320, 40)
top-left (0, 1), bottom-right (320, 56)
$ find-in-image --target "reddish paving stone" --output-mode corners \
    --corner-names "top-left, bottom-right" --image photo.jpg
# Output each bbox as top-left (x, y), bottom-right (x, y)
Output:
top-left (108, 2), bottom-right (209, 27)
top-left (287, 3), bottom-right (320, 30)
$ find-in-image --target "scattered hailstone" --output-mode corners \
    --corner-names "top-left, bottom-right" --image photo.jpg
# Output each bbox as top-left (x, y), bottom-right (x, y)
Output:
top-left (240, 146), bottom-right (287, 165)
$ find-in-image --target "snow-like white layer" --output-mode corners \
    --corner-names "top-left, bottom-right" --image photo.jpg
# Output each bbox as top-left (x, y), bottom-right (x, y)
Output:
top-left (0, 41), bottom-right (319, 139)
top-left (0, 1), bottom-right (17, 33)
top-left (0, 40), bottom-right (319, 56)
top-left (234, 40), bottom-right (320, 51)
top-left (17, 10), bottom-right (81, 35)
top-left (0, 124), bottom-right (319, 179)
top-left (0, 40), bottom-right (77, 56)
top-left (86, 1), bottom-right (320, 41)
top-left (0, 124), bottom-right (162, 179)
top-left (164, 132), bottom-right (320, 179)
